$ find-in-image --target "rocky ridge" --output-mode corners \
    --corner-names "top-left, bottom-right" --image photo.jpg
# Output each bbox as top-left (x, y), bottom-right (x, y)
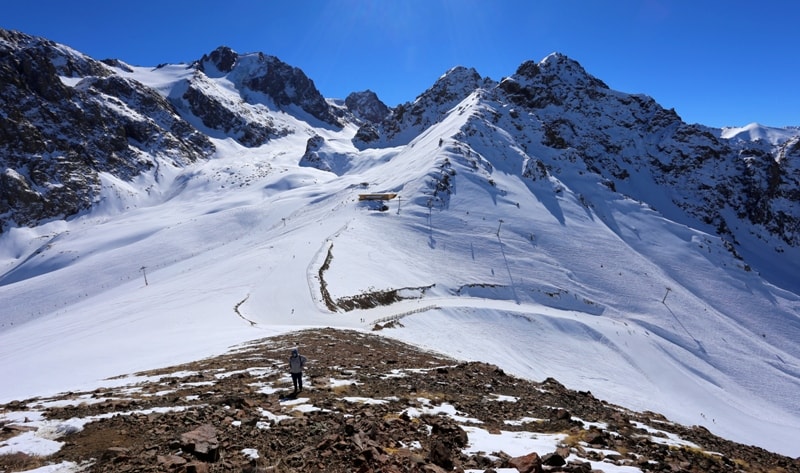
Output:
top-left (1, 328), bottom-right (797, 473)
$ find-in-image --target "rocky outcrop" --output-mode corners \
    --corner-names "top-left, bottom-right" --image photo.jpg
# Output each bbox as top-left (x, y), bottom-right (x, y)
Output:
top-left (196, 46), bottom-right (237, 74)
top-left (498, 52), bottom-right (609, 110)
top-left (298, 134), bottom-right (328, 170)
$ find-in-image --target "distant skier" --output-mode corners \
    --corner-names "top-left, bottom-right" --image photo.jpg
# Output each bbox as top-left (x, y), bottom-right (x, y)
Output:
top-left (289, 348), bottom-right (307, 392)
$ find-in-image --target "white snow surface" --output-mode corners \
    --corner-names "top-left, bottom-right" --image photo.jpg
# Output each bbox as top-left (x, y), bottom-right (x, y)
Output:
top-left (2, 63), bottom-right (800, 461)
top-left (720, 122), bottom-right (798, 144)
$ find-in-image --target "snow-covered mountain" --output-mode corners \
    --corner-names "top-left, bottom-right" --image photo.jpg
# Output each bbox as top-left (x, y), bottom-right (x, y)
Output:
top-left (1, 28), bottom-right (800, 459)
top-left (720, 122), bottom-right (800, 145)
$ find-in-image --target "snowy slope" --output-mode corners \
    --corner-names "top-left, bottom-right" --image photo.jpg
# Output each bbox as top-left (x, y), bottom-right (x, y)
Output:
top-left (721, 122), bottom-right (799, 145)
top-left (1, 52), bottom-right (800, 460)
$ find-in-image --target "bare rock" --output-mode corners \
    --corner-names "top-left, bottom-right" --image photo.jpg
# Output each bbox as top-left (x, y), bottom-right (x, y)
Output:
top-left (542, 451), bottom-right (567, 467)
top-left (507, 451), bottom-right (543, 473)
top-left (158, 454), bottom-right (187, 468)
top-left (180, 424), bottom-right (219, 462)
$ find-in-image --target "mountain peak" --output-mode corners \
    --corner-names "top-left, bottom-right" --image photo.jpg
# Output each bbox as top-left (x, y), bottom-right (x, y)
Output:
top-left (192, 46), bottom-right (340, 126)
top-left (196, 45), bottom-right (238, 75)
top-left (413, 65), bottom-right (490, 108)
top-left (351, 65), bottom-right (493, 148)
top-left (418, 66), bottom-right (486, 102)
top-left (720, 122), bottom-right (798, 145)
top-left (512, 52), bottom-right (607, 90)
top-left (438, 65), bottom-right (482, 82)
top-left (345, 89), bottom-right (390, 123)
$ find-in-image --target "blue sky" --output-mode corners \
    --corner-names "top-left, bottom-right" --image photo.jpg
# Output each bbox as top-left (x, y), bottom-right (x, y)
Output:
top-left (3, 0), bottom-right (798, 128)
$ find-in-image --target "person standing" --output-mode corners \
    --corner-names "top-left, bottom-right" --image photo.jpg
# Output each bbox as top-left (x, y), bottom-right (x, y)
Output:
top-left (289, 348), bottom-right (307, 392)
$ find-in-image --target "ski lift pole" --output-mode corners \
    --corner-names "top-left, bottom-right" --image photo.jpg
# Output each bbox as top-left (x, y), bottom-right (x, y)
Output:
top-left (427, 199), bottom-right (433, 232)
top-left (140, 266), bottom-right (149, 286)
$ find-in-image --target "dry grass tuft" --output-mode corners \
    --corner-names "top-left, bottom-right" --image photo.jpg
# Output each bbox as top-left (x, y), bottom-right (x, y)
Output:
top-left (0, 452), bottom-right (48, 471)
top-left (330, 384), bottom-right (351, 395)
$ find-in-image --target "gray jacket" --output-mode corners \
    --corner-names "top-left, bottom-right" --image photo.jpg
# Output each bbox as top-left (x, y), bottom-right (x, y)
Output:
top-left (289, 354), bottom-right (307, 374)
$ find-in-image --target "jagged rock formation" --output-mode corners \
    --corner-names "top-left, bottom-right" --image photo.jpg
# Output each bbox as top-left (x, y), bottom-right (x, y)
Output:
top-left (359, 52), bottom-right (800, 257)
top-left (1, 328), bottom-right (797, 472)
top-left (299, 134), bottom-right (328, 170)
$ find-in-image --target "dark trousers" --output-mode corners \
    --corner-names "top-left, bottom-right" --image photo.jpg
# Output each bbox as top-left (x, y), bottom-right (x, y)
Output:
top-left (291, 372), bottom-right (303, 391)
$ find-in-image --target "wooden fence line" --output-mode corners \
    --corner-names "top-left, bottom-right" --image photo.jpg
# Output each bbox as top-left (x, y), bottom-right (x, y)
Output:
top-left (372, 305), bottom-right (439, 325)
